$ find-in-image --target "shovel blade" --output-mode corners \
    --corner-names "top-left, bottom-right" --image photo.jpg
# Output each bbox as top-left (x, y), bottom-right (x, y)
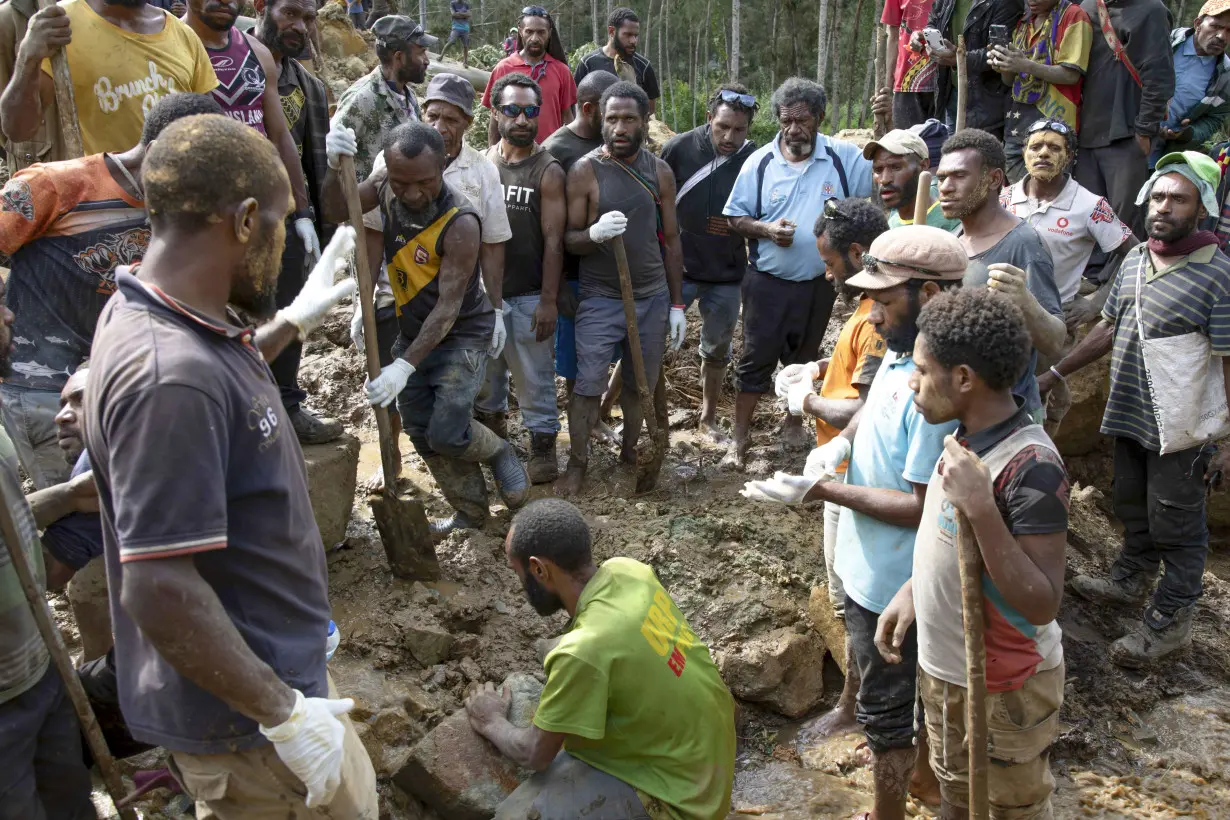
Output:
top-left (370, 492), bottom-right (440, 580)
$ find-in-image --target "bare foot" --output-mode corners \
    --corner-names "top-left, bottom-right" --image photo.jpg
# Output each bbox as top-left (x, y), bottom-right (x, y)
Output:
top-left (794, 704), bottom-right (859, 750)
top-left (909, 772), bottom-right (942, 808)
top-left (362, 465), bottom-right (406, 495)
top-left (620, 445), bottom-right (638, 465)
top-left (720, 437), bottom-right (749, 471)
top-left (591, 421), bottom-right (620, 446)
top-left (553, 465), bottom-right (586, 496)
top-left (698, 418), bottom-right (729, 445)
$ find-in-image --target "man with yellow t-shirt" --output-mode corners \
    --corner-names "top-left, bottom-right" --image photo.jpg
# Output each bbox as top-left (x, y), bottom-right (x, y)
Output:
top-left (1, 0), bottom-right (217, 156)
top-left (465, 499), bottom-right (736, 820)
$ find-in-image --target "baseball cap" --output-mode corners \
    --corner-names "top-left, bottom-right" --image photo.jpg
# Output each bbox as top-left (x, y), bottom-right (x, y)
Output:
top-left (424, 73), bottom-right (475, 119)
top-left (862, 129), bottom-right (929, 162)
top-left (1155, 150), bottom-right (1223, 190)
top-left (372, 15), bottom-right (439, 50)
top-left (845, 225), bottom-right (969, 291)
top-left (1200, 0), bottom-right (1230, 16)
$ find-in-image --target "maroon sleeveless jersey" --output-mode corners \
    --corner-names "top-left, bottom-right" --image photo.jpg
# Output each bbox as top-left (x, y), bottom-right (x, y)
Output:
top-left (207, 29), bottom-right (267, 134)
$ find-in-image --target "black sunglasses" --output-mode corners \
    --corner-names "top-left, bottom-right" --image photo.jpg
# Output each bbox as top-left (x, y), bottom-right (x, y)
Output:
top-left (499, 103), bottom-right (542, 118)
top-left (717, 89), bottom-right (757, 109)
top-left (522, 5), bottom-right (549, 15)
top-left (823, 197), bottom-right (849, 221)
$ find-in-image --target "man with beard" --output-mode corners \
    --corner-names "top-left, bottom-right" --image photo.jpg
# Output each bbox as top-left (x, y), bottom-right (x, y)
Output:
top-left (477, 74), bottom-right (566, 484)
top-left (866, 128), bottom-right (959, 231)
top-left (464, 499), bottom-right (736, 820)
top-left (741, 225), bottom-right (965, 820)
top-left (1041, 151), bottom-right (1230, 667)
top-left (482, 5), bottom-right (576, 146)
top-left (722, 77), bottom-right (873, 469)
top-left (0, 0), bottom-right (217, 155)
top-left (661, 84), bottom-right (757, 444)
top-left (0, 92), bottom-right (221, 490)
top-left (323, 120), bottom-right (530, 534)
top-left (553, 81), bottom-right (686, 497)
top-left (573, 7), bottom-right (660, 115)
top-left (936, 129), bottom-right (1066, 422)
top-left (83, 114), bottom-right (372, 816)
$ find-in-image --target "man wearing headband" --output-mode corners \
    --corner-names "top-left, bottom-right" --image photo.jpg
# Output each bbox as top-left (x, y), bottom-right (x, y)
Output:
top-left (1042, 151), bottom-right (1230, 667)
top-left (482, 5), bottom-right (577, 146)
top-left (1151, 1), bottom-right (1230, 166)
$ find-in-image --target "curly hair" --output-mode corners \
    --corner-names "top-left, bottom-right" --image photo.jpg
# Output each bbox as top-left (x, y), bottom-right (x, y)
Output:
top-left (941, 128), bottom-right (1007, 176)
top-left (814, 198), bottom-right (888, 255)
top-left (917, 288), bottom-right (1031, 391)
top-left (141, 93), bottom-right (222, 144)
top-left (607, 6), bottom-right (638, 31)
top-left (709, 82), bottom-right (756, 119)
top-left (491, 72), bottom-right (542, 107)
top-left (770, 77), bottom-right (827, 122)
top-left (509, 499), bottom-right (593, 572)
top-left (601, 80), bottom-right (650, 121)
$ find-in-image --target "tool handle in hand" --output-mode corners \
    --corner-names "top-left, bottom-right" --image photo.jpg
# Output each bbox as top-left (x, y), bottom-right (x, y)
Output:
top-left (610, 236), bottom-right (659, 440)
top-left (37, 0), bottom-right (83, 158)
top-left (955, 35), bottom-right (969, 134)
top-left (914, 170), bottom-right (932, 225)
top-left (955, 510), bottom-right (990, 820)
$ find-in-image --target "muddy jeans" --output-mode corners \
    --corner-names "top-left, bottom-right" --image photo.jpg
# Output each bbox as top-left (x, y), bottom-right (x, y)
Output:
top-left (392, 342), bottom-right (487, 459)
top-left (1110, 436), bottom-right (1212, 616)
top-left (681, 280), bottom-right (741, 365)
top-left (920, 664), bottom-right (1063, 820)
top-left (0, 384), bottom-right (69, 489)
top-left (845, 595), bottom-right (917, 754)
top-left (475, 295), bottom-right (561, 434)
top-left (494, 750), bottom-right (651, 820)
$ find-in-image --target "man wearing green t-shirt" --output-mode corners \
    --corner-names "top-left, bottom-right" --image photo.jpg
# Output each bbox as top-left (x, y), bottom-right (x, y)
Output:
top-left (866, 129), bottom-right (961, 232)
top-left (465, 499), bottom-right (736, 820)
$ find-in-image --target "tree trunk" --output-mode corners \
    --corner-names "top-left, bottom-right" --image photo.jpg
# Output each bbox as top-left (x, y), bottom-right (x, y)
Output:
top-left (419, 0), bottom-right (426, 29)
top-left (665, 0), bottom-right (675, 128)
top-left (770, 2), bottom-right (779, 91)
top-left (592, 0), bottom-right (600, 47)
top-left (842, 0), bottom-right (867, 127)
top-left (816, 0), bottom-right (831, 84)
top-left (789, 0), bottom-right (800, 78)
top-left (827, 0), bottom-right (842, 117)
top-left (703, 0), bottom-right (712, 104)
top-left (691, 29), bottom-right (700, 128)
top-left (730, 0), bottom-right (741, 81)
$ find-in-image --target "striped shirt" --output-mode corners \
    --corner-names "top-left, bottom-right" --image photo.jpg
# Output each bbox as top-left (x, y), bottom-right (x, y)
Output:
top-left (1100, 244), bottom-right (1230, 451)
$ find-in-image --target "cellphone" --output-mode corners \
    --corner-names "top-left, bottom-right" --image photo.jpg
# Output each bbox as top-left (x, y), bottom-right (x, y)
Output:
top-left (922, 28), bottom-right (947, 53)
top-left (989, 24), bottom-right (1010, 47)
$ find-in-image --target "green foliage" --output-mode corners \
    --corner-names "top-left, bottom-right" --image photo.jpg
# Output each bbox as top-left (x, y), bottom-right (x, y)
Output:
top-left (466, 105), bottom-right (492, 151)
top-left (569, 41), bottom-right (599, 71)
top-left (468, 43), bottom-right (505, 69)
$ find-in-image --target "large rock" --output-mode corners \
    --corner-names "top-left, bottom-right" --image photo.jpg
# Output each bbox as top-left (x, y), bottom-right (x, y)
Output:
top-left (1051, 354), bottom-right (1111, 457)
top-left (807, 585), bottom-right (847, 676)
top-left (395, 673), bottom-right (543, 820)
top-left (303, 433), bottom-right (359, 548)
top-left (717, 627), bottom-right (826, 718)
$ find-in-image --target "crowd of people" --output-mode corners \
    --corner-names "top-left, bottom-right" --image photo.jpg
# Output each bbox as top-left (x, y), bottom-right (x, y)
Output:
top-left (0, 0), bottom-right (1229, 816)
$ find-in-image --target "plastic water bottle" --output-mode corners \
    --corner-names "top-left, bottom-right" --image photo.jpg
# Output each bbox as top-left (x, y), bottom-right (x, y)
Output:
top-left (326, 620), bottom-right (340, 662)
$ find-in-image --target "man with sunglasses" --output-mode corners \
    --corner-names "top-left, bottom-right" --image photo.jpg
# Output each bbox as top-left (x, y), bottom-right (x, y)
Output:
top-left (660, 84), bottom-right (758, 444)
top-left (482, 5), bottom-right (576, 147)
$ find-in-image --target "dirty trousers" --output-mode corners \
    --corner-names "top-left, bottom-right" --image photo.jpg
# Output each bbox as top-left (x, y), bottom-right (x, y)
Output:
top-left (170, 676), bottom-right (378, 819)
top-left (494, 750), bottom-right (651, 820)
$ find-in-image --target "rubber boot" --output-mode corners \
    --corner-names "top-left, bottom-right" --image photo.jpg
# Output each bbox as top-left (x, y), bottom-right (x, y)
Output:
top-left (527, 432), bottom-right (559, 484)
top-left (475, 409), bottom-right (508, 441)
top-left (1109, 605), bottom-right (1195, 668)
top-left (1069, 570), bottom-right (1152, 607)
top-left (463, 420), bottom-right (530, 509)
top-left (422, 455), bottom-right (490, 536)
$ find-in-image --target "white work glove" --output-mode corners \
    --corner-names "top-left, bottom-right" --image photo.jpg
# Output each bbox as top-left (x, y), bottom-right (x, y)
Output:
top-left (350, 298), bottom-right (365, 356)
top-left (805, 436), bottom-right (852, 480)
top-left (277, 226), bottom-right (358, 339)
top-left (787, 379), bottom-right (815, 416)
top-left (775, 361), bottom-right (821, 399)
top-left (668, 305), bottom-right (686, 351)
top-left (259, 689), bottom-right (354, 808)
top-left (294, 217), bottom-right (321, 261)
top-left (489, 307), bottom-right (507, 358)
top-left (366, 358), bottom-right (414, 408)
top-left (326, 124), bottom-right (357, 170)
top-left (740, 471), bottom-right (818, 504)
top-left (588, 210), bottom-right (627, 243)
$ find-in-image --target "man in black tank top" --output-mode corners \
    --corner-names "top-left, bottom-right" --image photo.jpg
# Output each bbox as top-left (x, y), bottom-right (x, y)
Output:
top-left (554, 81), bottom-right (687, 497)
top-left (476, 74), bottom-right (568, 484)
top-left (322, 122), bottom-right (530, 534)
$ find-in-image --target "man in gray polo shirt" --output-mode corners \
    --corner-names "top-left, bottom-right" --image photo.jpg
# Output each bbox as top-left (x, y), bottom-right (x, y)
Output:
top-left (84, 114), bottom-right (376, 817)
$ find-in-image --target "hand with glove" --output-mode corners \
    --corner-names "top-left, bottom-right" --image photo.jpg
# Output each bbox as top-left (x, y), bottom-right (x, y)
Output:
top-left (294, 217), bottom-right (321, 261)
top-left (669, 305), bottom-right (686, 351)
top-left (366, 358), bottom-right (414, 408)
top-left (489, 308), bottom-right (507, 358)
top-left (259, 689), bottom-right (355, 808)
top-left (588, 211), bottom-right (627, 244)
top-left (774, 360), bottom-right (823, 399)
top-left (740, 471), bottom-right (819, 504)
top-left (350, 298), bottom-right (365, 356)
top-left (277, 226), bottom-right (358, 339)
top-left (326, 124), bottom-right (357, 170)
top-left (787, 379), bottom-right (816, 416)
top-left (805, 436), bottom-right (851, 480)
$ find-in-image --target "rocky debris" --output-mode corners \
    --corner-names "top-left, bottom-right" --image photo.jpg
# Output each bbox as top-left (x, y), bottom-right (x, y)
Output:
top-left (395, 673), bottom-right (543, 820)
top-left (1051, 354), bottom-right (1111, 458)
top-left (834, 128), bottom-right (874, 150)
top-left (395, 610), bottom-right (455, 667)
top-left (647, 116), bottom-right (676, 154)
top-left (717, 627), bottom-right (826, 718)
top-left (807, 585), bottom-right (847, 676)
top-left (303, 433), bottom-right (360, 548)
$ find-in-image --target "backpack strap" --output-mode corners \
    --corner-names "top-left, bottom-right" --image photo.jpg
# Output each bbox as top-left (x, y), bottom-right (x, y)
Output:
top-left (825, 145), bottom-right (850, 198)
top-left (749, 152), bottom-right (774, 269)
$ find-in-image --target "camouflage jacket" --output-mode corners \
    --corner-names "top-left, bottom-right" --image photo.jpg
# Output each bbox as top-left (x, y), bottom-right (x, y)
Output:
top-left (330, 66), bottom-right (422, 181)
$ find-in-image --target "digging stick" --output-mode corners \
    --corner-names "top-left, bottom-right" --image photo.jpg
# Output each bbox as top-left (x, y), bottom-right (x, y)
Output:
top-left (338, 155), bottom-right (438, 580)
top-left (873, 25), bottom-right (889, 138)
top-left (611, 236), bottom-right (667, 493)
top-left (955, 35), bottom-right (969, 133)
top-left (885, 24), bottom-right (898, 110)
top-left (913, 170), bottom-right (932, 225)
top-left (956, 510), bottom-right (990, 820)
top-left (0, 482), bottom-right (135, 819)
top-left (36, 0), bottom-right (83, 158)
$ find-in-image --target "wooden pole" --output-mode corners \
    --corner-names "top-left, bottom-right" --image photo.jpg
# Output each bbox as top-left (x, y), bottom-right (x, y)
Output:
top-left (913, 170), bottom-right (931, 225)
top-left (955, 35), bottom-right (968, 133)
top-left (956, 510), bottom-right (990, 820)
top-left (872, 22), bottom-right (887, 137)
top-left (36, 0), bottom-right (83, 158)
top-left (0, 484), bottom-right (135, 818)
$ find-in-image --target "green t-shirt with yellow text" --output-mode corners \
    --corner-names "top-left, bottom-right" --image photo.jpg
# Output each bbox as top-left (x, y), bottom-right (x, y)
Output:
top-left (534, 558), bottom-right (735, 820)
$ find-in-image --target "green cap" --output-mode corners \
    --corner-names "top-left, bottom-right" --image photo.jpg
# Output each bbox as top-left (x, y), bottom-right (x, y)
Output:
top-left (1156, 150), bottom-right (1222, 189)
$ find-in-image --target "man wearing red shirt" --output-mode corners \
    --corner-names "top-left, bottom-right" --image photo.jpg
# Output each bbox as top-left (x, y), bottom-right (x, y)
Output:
top-left (482, 6), bottom-right (576, 145)
top-left (882, 0), bottom-right (941, 129)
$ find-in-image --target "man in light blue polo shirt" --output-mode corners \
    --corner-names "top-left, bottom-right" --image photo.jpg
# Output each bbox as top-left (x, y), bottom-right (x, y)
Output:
top-left (723, 77), bottom-right (873, 469)
top-left (1151, 11), bottom-right (1230, 166)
